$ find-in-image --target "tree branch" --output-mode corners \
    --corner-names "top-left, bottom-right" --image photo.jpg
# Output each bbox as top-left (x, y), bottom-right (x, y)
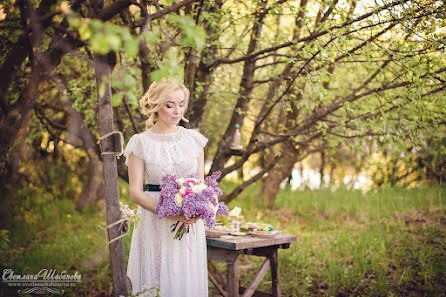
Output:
top-left (128, 0), bottom-right (200, 25)
top-left (221, 155), bottom-right (281, 204)
top-left (208, 0), bottom-right (409, 67)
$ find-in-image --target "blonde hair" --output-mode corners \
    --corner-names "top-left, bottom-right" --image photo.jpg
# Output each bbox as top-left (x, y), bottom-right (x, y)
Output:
top-left (139, 79), bottom-right (190, 128)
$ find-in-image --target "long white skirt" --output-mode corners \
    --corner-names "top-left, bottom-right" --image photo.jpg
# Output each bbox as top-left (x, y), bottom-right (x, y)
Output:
top-left (126, 191), bottom-right (209, 297)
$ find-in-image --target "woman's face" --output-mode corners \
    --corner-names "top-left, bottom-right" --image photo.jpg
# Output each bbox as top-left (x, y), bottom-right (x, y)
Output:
top-left (157, 88), bottom-right (186, 126)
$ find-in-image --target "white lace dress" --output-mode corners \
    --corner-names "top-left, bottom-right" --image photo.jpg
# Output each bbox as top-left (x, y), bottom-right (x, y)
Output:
top-left (123, 126), bottom-right (209, 297)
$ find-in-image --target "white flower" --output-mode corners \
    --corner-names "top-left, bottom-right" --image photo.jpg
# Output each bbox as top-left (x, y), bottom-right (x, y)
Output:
top-left (212, 194), bottom-right (219, 205)
top-left (229, 206), bottom-right (241, 216)
top-left (177, 178), bottom-right (186, 184)
top-left (209, 201), bottom-right (218, 214)
top-left (192, 183), bottom-right (207, 193)
top-left (175, 193), bottom-right (183, 207)
top-left (179, 186), bottom-right (186, 196)
top-left (191, 185), bottom-right (201, 193)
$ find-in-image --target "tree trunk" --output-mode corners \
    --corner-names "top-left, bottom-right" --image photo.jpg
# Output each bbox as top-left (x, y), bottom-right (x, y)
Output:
top-left (236, 156), bottom-right (244, 180)
top-left (258, 86), bottom-right (303, 208)
top-left (210, 0), bottom-right (268, 174)
top-left (94, 53), bottom-right (127, 296)
top-left (184, 0), bottom-right (223, 130)
top-left (0, 0), bottom-right (58, 111)
top-left (59, 95), bottom-right (105, 210)
top-left (262, 141), bottom-right (299, 209)
top-left (76, 148), bottom-right (104, 210)
top-left (329, 163), bottom-right (336, 187)
top-left (139, 42), bottom-right (154, 92)
top-left (258, 0), bottom-right (345, 205)
top-left (320, 149), bottom-right (325, 189)
top-left (77, 130), bottom-right (104, 209)
top-left (0, 26), bottom-right (79, 183)
top-left (0, 64), bottom-right (41, 181)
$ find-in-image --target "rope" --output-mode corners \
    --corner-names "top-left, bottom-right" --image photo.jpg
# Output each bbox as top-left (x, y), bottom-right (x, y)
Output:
top-left (98, 218), bottom-right (130, 245)
top-left (97, 131), bottom-right (124, 159)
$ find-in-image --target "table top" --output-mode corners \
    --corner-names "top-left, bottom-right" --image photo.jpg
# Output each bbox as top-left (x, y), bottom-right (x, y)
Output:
top-left (206, 233), bottom-right (297, 250)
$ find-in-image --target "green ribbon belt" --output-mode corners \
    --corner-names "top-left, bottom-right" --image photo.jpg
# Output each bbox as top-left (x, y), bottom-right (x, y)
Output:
top-left (144, 184), bottom-right (161, 192)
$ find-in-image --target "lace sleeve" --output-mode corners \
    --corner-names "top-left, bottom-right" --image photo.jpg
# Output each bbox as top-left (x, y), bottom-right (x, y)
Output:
top-left (123, 134), bottom-right (145, 166)
top-left (188, 129), bottom-right (208, 155)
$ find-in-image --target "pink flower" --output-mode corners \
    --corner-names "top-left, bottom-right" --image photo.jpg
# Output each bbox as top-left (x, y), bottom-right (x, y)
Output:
top-left (182, 189), bottom-right (192, 198)
top-left (185, 179), bottom-right (197, 185)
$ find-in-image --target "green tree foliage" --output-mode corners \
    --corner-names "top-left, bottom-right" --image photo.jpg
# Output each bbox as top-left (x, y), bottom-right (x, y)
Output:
top-left (0, 0), bottom-right (445, 207)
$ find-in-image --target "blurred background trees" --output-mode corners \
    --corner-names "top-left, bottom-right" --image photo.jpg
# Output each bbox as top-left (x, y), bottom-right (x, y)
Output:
top-left (0, 0), bottom-right (445, 212)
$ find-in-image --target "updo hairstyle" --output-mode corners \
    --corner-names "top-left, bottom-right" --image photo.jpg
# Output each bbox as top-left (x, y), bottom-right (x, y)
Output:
top-left (139, 79), bottom-right (190, 128)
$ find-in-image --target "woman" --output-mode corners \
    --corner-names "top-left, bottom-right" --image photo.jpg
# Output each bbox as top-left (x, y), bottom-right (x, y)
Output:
top-left (123, 79), bottom-right (209, 297)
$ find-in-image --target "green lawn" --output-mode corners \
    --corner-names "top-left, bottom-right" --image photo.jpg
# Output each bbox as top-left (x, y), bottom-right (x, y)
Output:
top-left (222, 183), bottom-right (446, 297)
top-left (1, 182), bottom-right (444, 296)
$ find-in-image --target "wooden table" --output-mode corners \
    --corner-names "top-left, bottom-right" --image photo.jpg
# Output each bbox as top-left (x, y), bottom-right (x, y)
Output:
top-left (206, 233), bottom-right (297, 297)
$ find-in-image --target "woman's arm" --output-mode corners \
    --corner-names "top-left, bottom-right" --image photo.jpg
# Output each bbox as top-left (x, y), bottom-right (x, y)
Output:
top-left (196, 148), bottom-right (205, 182)
top-left (127, 153), bottom-right (158, 213)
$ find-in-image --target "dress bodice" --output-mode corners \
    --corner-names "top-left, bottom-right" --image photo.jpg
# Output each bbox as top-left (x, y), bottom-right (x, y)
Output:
top-left (123, 126), bottom-right (208, 184)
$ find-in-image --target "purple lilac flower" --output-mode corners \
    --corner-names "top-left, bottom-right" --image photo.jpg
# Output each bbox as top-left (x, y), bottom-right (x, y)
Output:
top-left (155, 174), bottom-right (182, 219)
top-left (156, 170), bottom-right (229, 230)
top-left (205, 171), bottom-right (221, 188)
top-left (217, 202), bottom-right (229, 216)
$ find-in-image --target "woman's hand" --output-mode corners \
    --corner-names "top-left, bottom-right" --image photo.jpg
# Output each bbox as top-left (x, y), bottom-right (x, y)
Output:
top-left (167, 214), bottom-right (199, 224)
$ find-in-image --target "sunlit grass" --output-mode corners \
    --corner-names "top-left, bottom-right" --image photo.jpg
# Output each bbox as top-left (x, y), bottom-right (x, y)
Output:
top-left (221, 182), bottom-right (445, 296)
top-left (1, 180), bottom-right (444, 296)
top-left (0, 184), bottom-right (110, 296)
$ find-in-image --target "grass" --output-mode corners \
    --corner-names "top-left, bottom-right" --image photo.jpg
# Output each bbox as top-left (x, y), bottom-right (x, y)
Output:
top-left (220, 182), bottom-right (446, 296)
top-left (0, 184), bottom-right (112, 296)
top-left (0, 180), bottom-right (444, 296)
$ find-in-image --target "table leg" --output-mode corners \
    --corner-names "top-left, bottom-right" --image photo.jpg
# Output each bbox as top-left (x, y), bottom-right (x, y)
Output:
top-left (227, 256), bottom-right (239, 297)
top-left (269, 249), bottom-right (281, 297)
top-left (208, 261), bottom-right (228, 297)
top-left (241, 258), bottom-right (270, 297)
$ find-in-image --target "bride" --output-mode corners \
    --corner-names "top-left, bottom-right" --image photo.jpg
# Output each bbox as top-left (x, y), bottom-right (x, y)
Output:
top-left (123, 79), bottom-right (209, 297)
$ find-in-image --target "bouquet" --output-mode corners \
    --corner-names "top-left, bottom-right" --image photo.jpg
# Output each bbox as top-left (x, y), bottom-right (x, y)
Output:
top-left (119, 202), bottom-right (142, 232)
top-left (155, 171), bottom-right (229, 240)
